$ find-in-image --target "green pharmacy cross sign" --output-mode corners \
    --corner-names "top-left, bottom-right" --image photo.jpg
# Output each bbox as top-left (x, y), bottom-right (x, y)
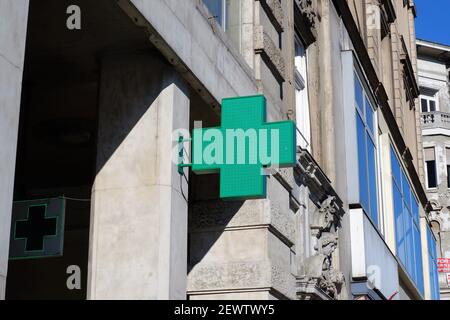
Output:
top-left (188, 95), bottom-right (296, 200)
top-left (9, 197), bottom-right (65, 260)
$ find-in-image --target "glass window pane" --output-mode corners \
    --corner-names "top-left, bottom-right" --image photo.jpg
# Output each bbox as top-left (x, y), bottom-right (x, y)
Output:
top-left (365, 98), bottom-right (375, 135)
top-left (405, 210), bottom-right (414, 277)
top-left (413, 225), bottom-right (424, 295)
top-left (421, 98), bottom-right (428, 112)
top-left (447, 165), bottom-right (450, 188)
top-left (429, 256), bottom-right (436, 299)
top-left (225, 0), bottom-right (241, 50)
top-left (430, 100), bottom-right (436, 112)
top-left (393, 184), bottom-right (406, 266)
top-left (426, 160), bottom-right (438, 188)
top-left (368, 139), bottom-right (378, 226)
top-left (204, 0), bottom-right (224, 26)
top-left (355, 75), bottom-right (364, 114)
top-left (412, 196), bottom-right (419, 224)
top-left (357, 114), bottom-right (369, 214)
top-left (402, 172), bottom-right (411, 212)
top-left (391, 147), bottom-right (401, 187)
top-left (447, 149), bottom-right (450, 188)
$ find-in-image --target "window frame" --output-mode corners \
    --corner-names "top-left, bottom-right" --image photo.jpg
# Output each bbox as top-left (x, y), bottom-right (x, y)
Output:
top-left (391, 145), bottom-right (425, 294)
top-left (294, 33), bottom-right (311, 151)
top-left (202, 0), bottom-right (242, 52)
top-left (354, 70), bottom-right (380, 228)
top-left (420, 93), bottom-right (439, 113)
top-left (427, 224), bottom-right (440, 300)
top-left (445, 146), bottom-right (450, 190)
top-left (424, 146), bottom-right (438, 190)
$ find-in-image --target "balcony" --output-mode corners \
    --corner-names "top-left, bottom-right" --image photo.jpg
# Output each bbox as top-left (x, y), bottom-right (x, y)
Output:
top-left (421, 111), bottom-right (450, 130)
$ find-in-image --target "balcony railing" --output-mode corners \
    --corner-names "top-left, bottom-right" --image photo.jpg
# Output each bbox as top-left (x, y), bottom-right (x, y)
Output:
top-left (421, 111), bottom-right (450, 130)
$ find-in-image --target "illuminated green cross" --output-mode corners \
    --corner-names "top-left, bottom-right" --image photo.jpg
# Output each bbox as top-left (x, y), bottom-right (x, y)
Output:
top-left (192, 95), bottom-right (296, 199)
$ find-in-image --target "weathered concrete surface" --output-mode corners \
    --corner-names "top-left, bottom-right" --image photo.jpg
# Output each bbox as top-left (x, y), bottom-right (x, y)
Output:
top-left (87, 53), bottom-right (189, 299)
top-left (0, 0), bottom-right (29, 300)
top-left (188, 177), bottom-right (297, 300)
top-left (124, 0), bottom-right (258, 102)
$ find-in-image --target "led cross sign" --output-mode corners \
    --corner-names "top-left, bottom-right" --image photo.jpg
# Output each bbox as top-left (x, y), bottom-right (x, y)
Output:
top-left (15, 205), bottom-right (57, 252)
top-left (191, 95), bottom-right (296, 200)
top-left (9, 197), bottom-right (65, 260)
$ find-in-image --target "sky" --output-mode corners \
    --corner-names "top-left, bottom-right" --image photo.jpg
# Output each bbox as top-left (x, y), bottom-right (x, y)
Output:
top-left (415, 0), bottom-right (450, 46)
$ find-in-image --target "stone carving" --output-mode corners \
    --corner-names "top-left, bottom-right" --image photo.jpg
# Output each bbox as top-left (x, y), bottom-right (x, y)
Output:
top-left (298, 196), bottom-right (345, 299)
top-left (295, 0), bottom-right (318, 29)
top-left (310, 196), bottom-right (340, 237)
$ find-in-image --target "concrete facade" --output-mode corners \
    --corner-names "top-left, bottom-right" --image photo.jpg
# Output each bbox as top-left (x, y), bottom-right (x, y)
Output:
top-left (88, 54), bottom-right (190, 299)
top-left (0, 0), bottom-right (440, 300)
top-left (0, 0), bottom-right (29, 300)
top-left (417, 39), bottom-right (450, 300)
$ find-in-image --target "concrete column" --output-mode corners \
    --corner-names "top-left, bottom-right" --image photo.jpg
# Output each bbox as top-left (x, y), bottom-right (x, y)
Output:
top-left (87, 53), bottom-right (190, 300)
top-left (0, 0), bottom-right (29, 300)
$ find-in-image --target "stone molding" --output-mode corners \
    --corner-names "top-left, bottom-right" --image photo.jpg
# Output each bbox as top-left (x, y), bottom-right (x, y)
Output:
top-left (190, 198), bottom-right (295, 246)
top-left (188, 260), bottom-right (296, 299)
top-left (257, 0), bottom-right (284, 32)
top-left (254, 25), bottom-right (286, 83)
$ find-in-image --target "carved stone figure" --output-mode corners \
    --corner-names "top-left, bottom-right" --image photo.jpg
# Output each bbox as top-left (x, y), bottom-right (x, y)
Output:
top-left (298, 196), bottom-right (345, 299)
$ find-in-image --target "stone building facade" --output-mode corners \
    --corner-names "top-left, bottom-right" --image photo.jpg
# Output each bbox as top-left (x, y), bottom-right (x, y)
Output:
top-left (417, 39), bottom-right (450, 300)
top-left (0, 0), bottom-right (439, 300)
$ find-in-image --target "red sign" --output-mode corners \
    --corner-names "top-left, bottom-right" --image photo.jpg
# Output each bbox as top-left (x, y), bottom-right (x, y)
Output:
top-left (438, 258), bottom-right (450, 273)
top-left (447, 273), bottom-right (450, 286)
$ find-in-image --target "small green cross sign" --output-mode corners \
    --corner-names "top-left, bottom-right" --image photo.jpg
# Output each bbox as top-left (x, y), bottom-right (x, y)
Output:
top-left (9, 198), bottom-right (65, 260)
top-left (15, 205), bottom-right (57, 252)
top-left (192, 95), bottom-right (296, 199)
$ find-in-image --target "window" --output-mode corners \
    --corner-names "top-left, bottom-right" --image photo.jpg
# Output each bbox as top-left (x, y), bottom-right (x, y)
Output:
top-left (391, 147), bottom-right (424, 294)
top-left (203, 0), bottom-right (241, 51)
top-left (447, 148), bottom-right (450, 189)
top-left (420, 92), bottom-right (438, 113)
top-left (294, 35), bottom-right (311, 151)
top-left (424, 147), bottom-right (437, 189)
top-left (355, 73), bottom-right (379, 227)
top-left (427, 225), bottom-right (440, 300)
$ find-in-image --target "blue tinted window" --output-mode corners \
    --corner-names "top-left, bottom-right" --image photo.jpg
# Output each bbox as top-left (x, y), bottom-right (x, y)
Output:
top-left (355, 72), bottom-right (378, 226)
top-left (204, 0), bottom-right (224, 25)
top-left (392, 146), bottom-right (425, 294)
top-left (405, 211), bottom-right (414, 277)
top-left (368, 139), bottom-right (378, 226)
top-left (427, 226), bottom-right (440, 300)
top-left (366, 98), bottom-right (375, 135)
top-left (357, 113), bottom-right (369, 214)
top-left (402, 172), bottom-right (411, 212)
top-left (393, 184), bottom-right (406, 266)
top-left (413, 225), bottom-right (424, 294)
top-left (412, 197), bottom-right (419, 224)
top-left (355, 76), bottom-right (364, 113)
top-left (391, 148), bottom-right (401, 187)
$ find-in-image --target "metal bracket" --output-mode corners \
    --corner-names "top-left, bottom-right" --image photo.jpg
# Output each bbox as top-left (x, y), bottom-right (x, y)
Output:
top-left (178, 135), bottom-right (192, 174)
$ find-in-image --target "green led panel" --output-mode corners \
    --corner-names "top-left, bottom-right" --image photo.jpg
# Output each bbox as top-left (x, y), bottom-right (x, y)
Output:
top-left (192, 95), bottom-right (296, 200)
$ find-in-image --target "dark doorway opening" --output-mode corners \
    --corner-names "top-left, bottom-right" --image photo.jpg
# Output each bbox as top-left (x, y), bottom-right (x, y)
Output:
top-left (6, 0), bottom-right (151, 299)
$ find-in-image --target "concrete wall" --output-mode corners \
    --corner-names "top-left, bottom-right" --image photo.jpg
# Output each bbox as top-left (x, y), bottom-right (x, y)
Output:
top-left (125, 0), bottom-right (258, 103)
top-left (0, 0), bottom-right (29, 300)
top-left (88, 53), bottom-right (190, 299)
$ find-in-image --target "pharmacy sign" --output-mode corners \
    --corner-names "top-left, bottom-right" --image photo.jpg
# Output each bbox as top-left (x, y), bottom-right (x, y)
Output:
top-left (190, 95), bottom-right (296, 200)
